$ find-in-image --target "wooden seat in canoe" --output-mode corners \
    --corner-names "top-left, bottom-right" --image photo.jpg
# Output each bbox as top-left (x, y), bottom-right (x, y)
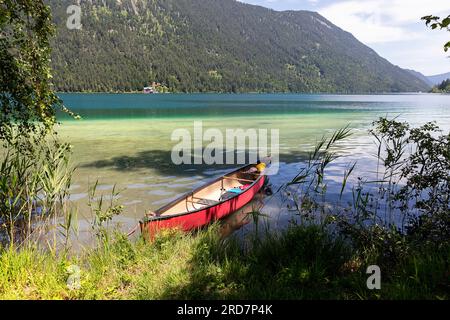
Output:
top-left (187, 197), bottom-right (219, 206)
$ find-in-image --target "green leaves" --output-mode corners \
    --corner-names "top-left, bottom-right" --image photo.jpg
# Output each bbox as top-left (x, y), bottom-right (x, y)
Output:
top-left (88, 181), bottom-right (124, 244)
top-left (422, 14), bottom-right (450, 52)
top-left (445, 41), bottom-right (450, 52)
top-left (0, 0), bottom-right (70, 142)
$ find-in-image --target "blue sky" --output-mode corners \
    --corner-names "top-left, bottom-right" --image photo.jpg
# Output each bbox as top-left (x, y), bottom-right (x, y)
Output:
top-left (239, 0), bottom-right (450, 75)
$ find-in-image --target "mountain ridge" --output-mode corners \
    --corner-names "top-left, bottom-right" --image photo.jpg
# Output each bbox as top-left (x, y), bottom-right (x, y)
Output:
top-left (48, 0), bottom-right (430, 93)
top-left (405, 69), bottom-right (434, 87)
top-left (427, 72), bottom-right (450, 86)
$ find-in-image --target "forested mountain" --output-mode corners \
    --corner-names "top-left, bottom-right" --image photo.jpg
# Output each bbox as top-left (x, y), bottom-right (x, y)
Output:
top-left (405, 69), bottom-right (434, 87)
top-left (48, 0), bottom-right (430, 93)
top-left (430, 79), bottom-right (450, 93)
top-left (427, 72), bottom-right (450, 86)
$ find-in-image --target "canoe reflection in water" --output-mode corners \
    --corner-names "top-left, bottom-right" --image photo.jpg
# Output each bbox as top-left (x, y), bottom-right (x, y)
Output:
top-left (219, 192), bottom-right (266, 239)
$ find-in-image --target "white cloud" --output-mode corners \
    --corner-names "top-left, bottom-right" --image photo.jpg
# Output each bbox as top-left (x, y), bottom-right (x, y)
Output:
top-left (370, 31), bottom-right (450, 75)
top-left (319, 0), bottom-right (450, 44)
top-left (317, 0), bottom-right (450, 74)
top-left (240, 0), bottom-right (450, 74)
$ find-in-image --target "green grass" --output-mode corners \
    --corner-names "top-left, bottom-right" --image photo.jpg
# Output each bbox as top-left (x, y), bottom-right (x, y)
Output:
top-left (0, 224), bottom-right (448, 300)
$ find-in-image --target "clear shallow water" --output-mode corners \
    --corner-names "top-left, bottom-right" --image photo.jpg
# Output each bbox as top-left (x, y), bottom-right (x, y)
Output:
top-left (56, 93), bottom-right (450, 234)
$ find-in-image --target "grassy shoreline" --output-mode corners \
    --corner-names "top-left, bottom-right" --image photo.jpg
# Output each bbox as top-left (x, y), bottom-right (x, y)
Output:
top-left (1, 117), bottom-right (448, 300)
top-left (1, 223), bottom-right (448, 300)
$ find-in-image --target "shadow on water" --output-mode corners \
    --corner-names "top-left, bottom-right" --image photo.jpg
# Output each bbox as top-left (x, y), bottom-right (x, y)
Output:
top-left (80, 149), bottom-right (312, 177)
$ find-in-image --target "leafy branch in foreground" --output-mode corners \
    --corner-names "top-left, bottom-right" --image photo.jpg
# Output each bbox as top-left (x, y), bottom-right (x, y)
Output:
top-left (422, 14), bottom-right (450, 52)
top-left (0, 1), bottom-right (80, 251)
top-left (0, 0), bottom-right (61, 141)
top-left (279, 117), bottom-right (449, 272)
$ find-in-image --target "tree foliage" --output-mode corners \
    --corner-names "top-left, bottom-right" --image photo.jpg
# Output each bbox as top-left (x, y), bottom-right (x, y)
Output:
top-left (431, 78), bottom-right (450, 93)
top-left (48, 0), bottom-right (429, 93)
top-left (422, 14), bottom-right (450, 52)
top-left (281, 118), bottom-right (449, 274)
top-left (0, 0), bottom-right (61, 141)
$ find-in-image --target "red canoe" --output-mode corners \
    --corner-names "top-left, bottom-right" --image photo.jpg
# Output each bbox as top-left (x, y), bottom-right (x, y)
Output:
top-left (140, 164), bottom-right (266, 237)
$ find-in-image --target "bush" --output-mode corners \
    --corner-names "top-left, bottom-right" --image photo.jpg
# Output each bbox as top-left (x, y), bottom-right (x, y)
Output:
top-left (281, 117), bottom-right (449, 285)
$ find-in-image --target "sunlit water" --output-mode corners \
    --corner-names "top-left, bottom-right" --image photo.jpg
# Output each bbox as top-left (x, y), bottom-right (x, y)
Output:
top-left (56, 93), bottom-right (450, 237)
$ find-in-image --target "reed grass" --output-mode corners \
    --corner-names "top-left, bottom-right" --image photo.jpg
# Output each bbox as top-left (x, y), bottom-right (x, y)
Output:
top-left (0, 223), bottom-right (447, 300)
top-left (0, 131), bottom-right (73, 248)
top-left (0, 118), bottom-right (448, 300)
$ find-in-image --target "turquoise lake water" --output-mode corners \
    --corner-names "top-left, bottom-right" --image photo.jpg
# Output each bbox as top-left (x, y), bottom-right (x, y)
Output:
top-left (56, 93), bottom-right (450, 234)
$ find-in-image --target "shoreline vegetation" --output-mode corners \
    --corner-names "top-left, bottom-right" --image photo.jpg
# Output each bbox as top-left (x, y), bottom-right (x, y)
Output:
top-left (55, 90), bottom-right (445, 95)
top-left (1, 223), bottom-right (448, 300)
top-left (1, 1), bottom-right (449, 301)
top-left (1, 118), bottom-right (449, 300)
top-left (430, 79), bottom-right (450, 93)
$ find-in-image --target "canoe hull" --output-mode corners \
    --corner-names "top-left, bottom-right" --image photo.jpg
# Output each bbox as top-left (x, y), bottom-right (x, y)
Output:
top-left (140, 175), bottom-right (265, 237)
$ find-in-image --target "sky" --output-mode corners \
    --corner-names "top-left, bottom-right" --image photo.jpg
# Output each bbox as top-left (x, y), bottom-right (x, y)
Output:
top-left (239, 0), bottom-right (450, 76)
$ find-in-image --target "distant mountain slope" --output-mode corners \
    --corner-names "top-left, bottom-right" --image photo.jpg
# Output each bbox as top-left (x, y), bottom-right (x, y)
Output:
top-left (48, 0), bottom-right (430, 93)
top-left (427, 72), bottom-right (450, 86)
top-left (405, 69), bottom-right (434, 87)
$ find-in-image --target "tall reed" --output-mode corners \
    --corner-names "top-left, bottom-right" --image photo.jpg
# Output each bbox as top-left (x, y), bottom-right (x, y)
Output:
top-left (0, 129), bottom-right (74, 249)
top-left (279, 117), bottom-right (449, 269)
